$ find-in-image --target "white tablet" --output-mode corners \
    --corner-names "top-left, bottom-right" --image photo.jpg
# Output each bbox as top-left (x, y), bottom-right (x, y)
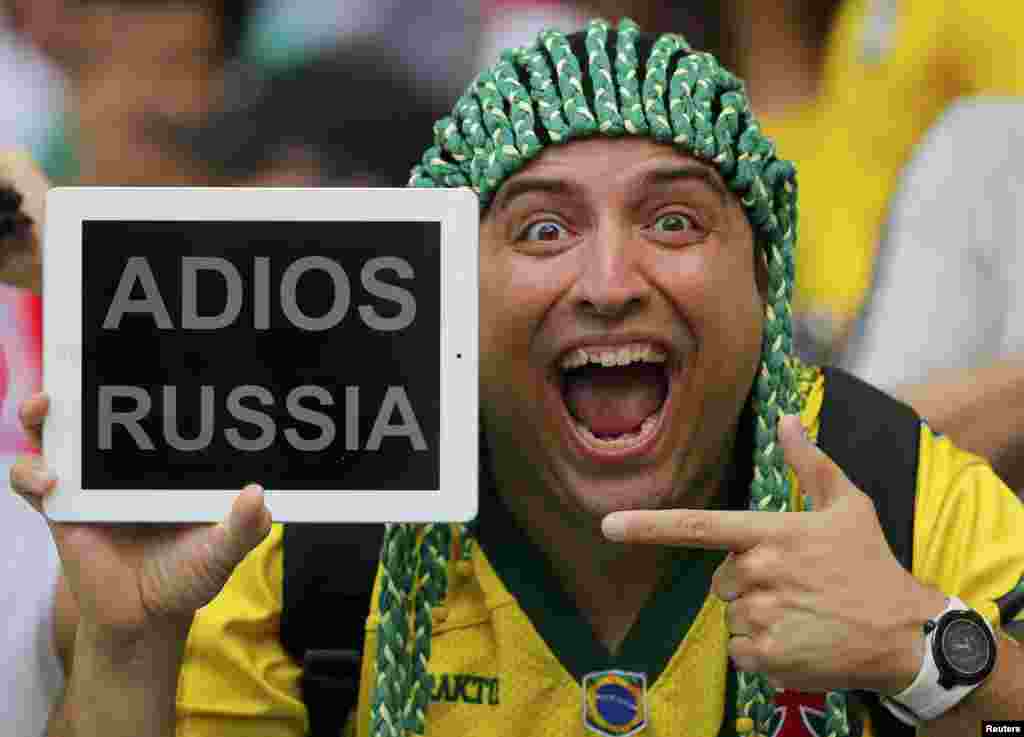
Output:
top-left (42, 187), bottom-right (478, 523)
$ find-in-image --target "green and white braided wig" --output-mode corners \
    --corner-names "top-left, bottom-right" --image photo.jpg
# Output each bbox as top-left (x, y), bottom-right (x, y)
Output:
top-left (366, 18), bottom-right (851, 737)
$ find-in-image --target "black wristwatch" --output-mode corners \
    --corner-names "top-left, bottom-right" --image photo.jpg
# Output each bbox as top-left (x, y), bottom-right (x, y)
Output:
top-left (881, 596), bottom-right (997, 726)
top-left (931, 606), bottom-right (997, 688)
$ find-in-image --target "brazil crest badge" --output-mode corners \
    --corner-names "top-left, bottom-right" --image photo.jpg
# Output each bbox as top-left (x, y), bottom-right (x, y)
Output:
top-left (582, 670), bottom-right (648, 736)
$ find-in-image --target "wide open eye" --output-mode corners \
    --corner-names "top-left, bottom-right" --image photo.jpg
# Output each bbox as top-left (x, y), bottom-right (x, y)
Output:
top-left (652, 212), bottom-right (695, 233)
top-left (521, 220), bottom-right (570, 242)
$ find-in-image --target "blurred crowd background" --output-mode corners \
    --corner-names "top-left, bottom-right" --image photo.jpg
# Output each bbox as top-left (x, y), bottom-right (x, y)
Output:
top-left (2, 0), bottom-right (1023, 733)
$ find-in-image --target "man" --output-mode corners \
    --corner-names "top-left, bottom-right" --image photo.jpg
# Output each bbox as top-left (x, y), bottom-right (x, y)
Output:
top-left (37, 0), bottom-right (254, 186)
top-left (8, 18), bottom-right (1024, 737)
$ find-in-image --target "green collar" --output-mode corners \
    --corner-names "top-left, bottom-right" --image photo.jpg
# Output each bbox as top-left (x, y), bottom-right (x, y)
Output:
top-left (474, 414), bottom-right (754, 678)
top-left (474, 474), bottom-right (742, 736)
top-left (473, 403), bottom-right (754, 686)
top-left (476, 484), bottom-right (726, 683)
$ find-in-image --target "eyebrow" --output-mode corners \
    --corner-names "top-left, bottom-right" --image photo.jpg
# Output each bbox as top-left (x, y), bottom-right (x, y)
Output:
top-left (493, 163), bottom-right (730, 213)
top-left (492, 177), bottom-right (581, 212)
top-left (640, 165), bottom-right (730, 207)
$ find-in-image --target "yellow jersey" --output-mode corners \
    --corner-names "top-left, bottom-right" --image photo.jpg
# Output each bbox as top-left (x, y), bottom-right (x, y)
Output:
top-left (762, 0), bottom-right (1024, 355)
top-left (174, 366), bottom-right (1024, 736)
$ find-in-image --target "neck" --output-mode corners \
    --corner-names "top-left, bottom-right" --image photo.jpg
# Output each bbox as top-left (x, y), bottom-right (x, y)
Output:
top-left (726, 0), bottom-right (831, 118)
top-left (486, 437), bottom-right (735, 654)
top-left (501, 488), bottom-right (672, 654)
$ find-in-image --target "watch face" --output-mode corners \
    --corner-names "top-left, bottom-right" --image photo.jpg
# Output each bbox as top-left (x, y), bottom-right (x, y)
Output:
top-left (940, 618), bottom-right (991, 676)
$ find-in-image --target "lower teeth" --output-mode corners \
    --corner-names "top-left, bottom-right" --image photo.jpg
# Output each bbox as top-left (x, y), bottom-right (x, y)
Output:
top-left (574, 411), bottom-right (660, 448)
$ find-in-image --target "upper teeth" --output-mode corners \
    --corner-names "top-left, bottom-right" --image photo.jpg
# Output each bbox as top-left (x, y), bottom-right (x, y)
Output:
top-left (560, 343), bottom-right (668, 370)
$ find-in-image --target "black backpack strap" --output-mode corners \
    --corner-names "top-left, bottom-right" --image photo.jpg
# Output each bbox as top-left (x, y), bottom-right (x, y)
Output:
top-left (818, 366), bottom-right (921, 736)
top-left (281, 523), bottom-right (385, 737)
top-left (818, 367), bottom-right (920, 570)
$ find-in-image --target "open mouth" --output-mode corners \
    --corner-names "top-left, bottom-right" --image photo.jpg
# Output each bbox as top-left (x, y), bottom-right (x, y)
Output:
top-left (557, 342), bottom-right (672, 456)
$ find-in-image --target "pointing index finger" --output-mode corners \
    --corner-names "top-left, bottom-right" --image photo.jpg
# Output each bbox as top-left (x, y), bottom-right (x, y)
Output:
top-left (601, 508), bottom-right (792, 551)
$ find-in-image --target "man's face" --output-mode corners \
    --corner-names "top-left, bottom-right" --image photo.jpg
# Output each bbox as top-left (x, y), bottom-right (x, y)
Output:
top-left (479, 137), bottom-right (764, 519)
top-left (65, 4), bottom-right (224, 184)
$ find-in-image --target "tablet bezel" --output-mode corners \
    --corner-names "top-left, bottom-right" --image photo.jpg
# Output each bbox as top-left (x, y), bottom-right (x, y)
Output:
top-left (43, 186), bottom-right (478, 523)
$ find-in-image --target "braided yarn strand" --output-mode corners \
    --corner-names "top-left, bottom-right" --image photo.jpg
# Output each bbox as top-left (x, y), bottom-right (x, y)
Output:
top-left (370, 521), bottom-right (467, 737)
top-left (541, 29), bottom-right (598, 138)
top-left (405, 524), bottom-right (452, 733)
top-left (400, 17), bottom-right (851, 737)
top-left (370, 524), bottom-right (415, 737)
top-left (585, 19), bottom-right (625, 135)
top-left (615, 18), bottom-right (648, 135)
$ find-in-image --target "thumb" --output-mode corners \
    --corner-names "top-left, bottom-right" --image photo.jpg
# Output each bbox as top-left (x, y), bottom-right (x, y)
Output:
top-left (135, 485), bottom-right (273, 625)
top-left (777, 414), bottom-right (848, 511)
top-left (214, 484), bottom-right (273, 569)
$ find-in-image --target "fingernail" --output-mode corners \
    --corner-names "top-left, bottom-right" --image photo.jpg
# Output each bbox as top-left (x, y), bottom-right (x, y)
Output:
top-left (602, 514), bottom-right (627, 541)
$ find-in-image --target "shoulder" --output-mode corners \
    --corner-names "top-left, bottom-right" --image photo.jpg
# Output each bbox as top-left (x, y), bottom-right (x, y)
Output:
top-left (795, 360), bottom-right (825, 437)
top-left (911, 425), bottom-right (1024, 628)
top-left (800, 365), bottom-right (1024, 627)
top-left (796, 364), bottom-right (921, 568)
top-left (796, 362), bottom-right (919, 453)
top-left (910, 418), bottom-right (1019, 537)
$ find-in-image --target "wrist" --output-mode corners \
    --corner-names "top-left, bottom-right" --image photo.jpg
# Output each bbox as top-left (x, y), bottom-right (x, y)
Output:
top-left (880, 596), bottom-right (999, 726)
top-left (77, 614), bottom-right (193, 669)
top-left (67, 618), bottom-right (188, 737)
top-left (870, 585), bottom-right (948, 696)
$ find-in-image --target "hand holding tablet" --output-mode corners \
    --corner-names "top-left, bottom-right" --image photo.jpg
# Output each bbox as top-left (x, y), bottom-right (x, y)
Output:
top-left (12, 393), bottom-right (273, 638)
top-left (40, 187), bottom-right (479, 522)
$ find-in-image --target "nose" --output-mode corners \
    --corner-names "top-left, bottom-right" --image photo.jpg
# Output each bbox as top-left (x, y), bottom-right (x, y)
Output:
top-left (572, 225), bottom-right (649, 321)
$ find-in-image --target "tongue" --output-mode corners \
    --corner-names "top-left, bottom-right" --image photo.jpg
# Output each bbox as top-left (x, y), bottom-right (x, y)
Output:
top-left (564, 364), bottom-right (666, 437)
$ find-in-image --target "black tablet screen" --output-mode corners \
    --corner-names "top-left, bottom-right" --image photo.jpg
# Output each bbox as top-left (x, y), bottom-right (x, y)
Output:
top-left (80, 220), bottom-right (441, 491)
